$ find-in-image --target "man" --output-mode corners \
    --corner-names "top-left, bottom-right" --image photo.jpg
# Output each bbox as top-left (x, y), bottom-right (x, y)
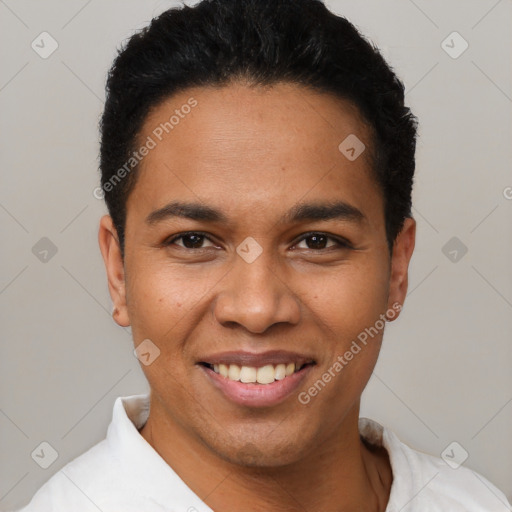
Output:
top-left (15, 0), bottom-right (511, 510)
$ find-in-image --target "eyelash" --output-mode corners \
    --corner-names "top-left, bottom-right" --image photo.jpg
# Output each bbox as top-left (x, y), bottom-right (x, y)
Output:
top-left (163, 231), bottom-right (352, 252)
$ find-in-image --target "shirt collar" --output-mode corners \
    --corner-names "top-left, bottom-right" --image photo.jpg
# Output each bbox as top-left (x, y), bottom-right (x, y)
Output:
top-left (108, 394), bottom-right (407, 511)
top-left (106, 393), bottom-right (213, 511)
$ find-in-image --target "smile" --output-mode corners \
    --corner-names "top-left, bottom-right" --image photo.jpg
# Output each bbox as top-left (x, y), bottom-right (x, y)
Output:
top-left (202, 362), bottom-right (310, 384)
top-left (198, 350), bottom-right (316, 407)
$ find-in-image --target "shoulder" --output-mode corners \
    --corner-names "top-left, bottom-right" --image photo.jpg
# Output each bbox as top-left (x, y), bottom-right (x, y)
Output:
top-left (14, 440), bottom-right (171, 512)
top-left (381, 424), bottom-right (511, 511)
top-left (13, 394), bottom-right (166, 512)
top-left (14, 440), bottom-right (119, 512)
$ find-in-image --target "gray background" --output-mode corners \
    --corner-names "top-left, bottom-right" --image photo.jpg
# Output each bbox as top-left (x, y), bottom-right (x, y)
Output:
top-left (1, 0), bottom-right (511, 509)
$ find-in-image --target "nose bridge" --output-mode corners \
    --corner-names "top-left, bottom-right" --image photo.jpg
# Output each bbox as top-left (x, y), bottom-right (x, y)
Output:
top-left (213, 246), bottom-right (300, 333)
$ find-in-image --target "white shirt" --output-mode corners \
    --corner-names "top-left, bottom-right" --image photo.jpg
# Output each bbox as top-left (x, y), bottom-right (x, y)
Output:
top-left (13, 394), bottom-right (511, 512)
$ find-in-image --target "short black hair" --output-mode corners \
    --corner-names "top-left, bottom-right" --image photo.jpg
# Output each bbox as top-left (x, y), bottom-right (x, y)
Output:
top-left (99, 0), bottom-right (417, 257)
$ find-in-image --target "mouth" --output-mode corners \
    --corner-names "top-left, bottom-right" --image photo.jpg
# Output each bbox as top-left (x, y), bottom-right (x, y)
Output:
top-left (197, 350), bottom-right (316, 407)
top-left (199, 361), bottom-right (314, 385)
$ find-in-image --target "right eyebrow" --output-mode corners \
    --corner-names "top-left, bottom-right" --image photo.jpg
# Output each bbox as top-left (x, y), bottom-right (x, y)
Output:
top-left (146, 201), bottom-right (228, 225)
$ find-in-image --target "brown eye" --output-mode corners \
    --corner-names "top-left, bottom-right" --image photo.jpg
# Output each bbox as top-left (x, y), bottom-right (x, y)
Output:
top-left (295, 233), bottom-right (349, 251)
top-left (165, 232), bottom-right (216, 249)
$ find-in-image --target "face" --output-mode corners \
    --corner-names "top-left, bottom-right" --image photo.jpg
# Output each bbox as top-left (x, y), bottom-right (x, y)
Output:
top-left (99, 82), bottom-right (415, 467)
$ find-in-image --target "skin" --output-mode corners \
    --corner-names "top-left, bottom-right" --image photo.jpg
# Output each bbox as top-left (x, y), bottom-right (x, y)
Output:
top-left (99, 81), bottom-right (416, 511)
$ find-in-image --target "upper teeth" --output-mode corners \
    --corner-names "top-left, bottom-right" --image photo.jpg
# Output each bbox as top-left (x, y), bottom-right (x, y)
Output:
top-left (212, 363), bottom-right (298, 384)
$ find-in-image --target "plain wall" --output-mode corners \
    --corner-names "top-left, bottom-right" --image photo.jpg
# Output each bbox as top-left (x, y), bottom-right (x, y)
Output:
top-left (1, 0), bottom-right (511, 509)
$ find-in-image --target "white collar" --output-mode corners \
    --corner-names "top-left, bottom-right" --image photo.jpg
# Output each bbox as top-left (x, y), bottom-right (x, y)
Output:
top-left (106, 393), bottom-right (409, 511)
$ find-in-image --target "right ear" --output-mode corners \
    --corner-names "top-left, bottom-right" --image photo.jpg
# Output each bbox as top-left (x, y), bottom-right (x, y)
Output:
top-left (98, 215), bottom-right (130, 327)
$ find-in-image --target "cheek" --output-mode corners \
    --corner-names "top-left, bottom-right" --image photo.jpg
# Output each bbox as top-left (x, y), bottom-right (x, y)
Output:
top-left (124, 256), bottom-right (221, 343)
top-left (124, 266), bottom-right (205, 389)
top-left (301, 268), bottom-right (387, 413)
top-left (307, 257), bottom-right (389, 337)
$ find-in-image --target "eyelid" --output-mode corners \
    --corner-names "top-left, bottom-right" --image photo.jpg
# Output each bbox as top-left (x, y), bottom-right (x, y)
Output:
top-left (164, 231), bottom-right (219, 248)
top-left (292, 231), bottom-right (353, 250)
top-left (164, 231), bottom-right (352, 251)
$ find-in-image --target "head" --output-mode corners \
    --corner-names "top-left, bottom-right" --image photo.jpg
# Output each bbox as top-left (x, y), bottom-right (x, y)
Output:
top-left (99, 0), bottom-right (417, 467)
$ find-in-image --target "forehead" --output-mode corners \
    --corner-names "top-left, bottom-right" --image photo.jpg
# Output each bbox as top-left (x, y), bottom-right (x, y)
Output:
top-left (128, 82), bottom-right (383, 228)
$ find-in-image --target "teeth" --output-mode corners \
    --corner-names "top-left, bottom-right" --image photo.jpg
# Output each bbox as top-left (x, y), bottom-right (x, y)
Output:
top-left (274, 363), bottom-right (286, 380)
top-left (228, 364), bottom-right (241, 381)
top-left (256, 365), bottom-right (275, 384)
top-left (240, 366), bottom-right (257, 383)
top-left (211, 362), bottom-right (303, 384)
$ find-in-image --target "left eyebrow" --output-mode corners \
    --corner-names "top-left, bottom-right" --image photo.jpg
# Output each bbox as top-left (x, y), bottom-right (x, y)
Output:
top-left (145, 199), bottom-right (366, 226)
top-left (282, 200), bottom-right (366, 225)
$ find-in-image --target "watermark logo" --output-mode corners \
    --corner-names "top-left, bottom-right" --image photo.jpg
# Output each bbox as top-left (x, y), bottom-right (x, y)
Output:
top-left (338, 134), bottom-right (366, 161)
top-left (441, 441), bottom-right (469, 469)
top-left (31, 441), bottom-right (59, 469)
top-left (32, 237), bottom-right (58, 263)
top-left (442, 236), bottom-right (468, 263)
top-left (133, 339), bottom-right (161, 366)
top-left (441, 31), bottom-right (469, 60)
top-left (31, 32), bottom-right (58, 59)
top-left (236, 237), bottom-right (263, 263)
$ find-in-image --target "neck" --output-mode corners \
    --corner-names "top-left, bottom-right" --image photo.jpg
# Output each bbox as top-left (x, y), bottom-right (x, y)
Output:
top-left (139, 398), bottom-right (392, 511)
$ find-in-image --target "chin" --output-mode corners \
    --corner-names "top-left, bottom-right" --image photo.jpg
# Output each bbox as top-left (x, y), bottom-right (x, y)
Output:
top-left (209, 430), bottom-right (309, 469)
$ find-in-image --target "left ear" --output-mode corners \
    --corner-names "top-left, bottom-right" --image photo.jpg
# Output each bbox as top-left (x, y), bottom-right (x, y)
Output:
top-left (386, 217), bottom-right (416, 320)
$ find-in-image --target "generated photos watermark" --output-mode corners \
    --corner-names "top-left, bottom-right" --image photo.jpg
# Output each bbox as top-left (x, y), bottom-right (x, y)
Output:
top-left (298, 302), bottom-right (402, 405)
top-left (93, 97), bottom-right (198, 200)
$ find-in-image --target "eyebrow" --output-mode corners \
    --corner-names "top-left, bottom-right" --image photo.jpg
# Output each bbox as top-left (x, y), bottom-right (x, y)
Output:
top-left (145, 200), bottom-right (366, 226)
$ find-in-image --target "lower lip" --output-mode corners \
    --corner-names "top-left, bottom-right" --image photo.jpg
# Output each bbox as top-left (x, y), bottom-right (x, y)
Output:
top-left (200, 365), bottom-right (314, 408)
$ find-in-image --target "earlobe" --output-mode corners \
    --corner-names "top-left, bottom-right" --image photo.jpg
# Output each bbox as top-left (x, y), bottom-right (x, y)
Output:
top-left (386, 217), bottom-right (416, 321)
top-left (98, 215), bottom-right (130, 327)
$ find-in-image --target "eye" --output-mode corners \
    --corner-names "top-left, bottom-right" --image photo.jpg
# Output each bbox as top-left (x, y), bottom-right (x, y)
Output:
top-left (164, 232), bottom-right (217, 249)
top-left (294, 232), bottom-right (351, 251)
top-left (163, 231), bottom-right (351, 252)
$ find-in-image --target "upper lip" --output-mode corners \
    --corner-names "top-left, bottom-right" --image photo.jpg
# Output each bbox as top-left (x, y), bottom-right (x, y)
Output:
top-left (199, 350), bottom-right (316, 368)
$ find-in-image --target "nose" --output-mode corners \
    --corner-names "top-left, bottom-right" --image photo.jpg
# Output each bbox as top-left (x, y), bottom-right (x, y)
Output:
top-left (213, 250), bottom-right (301, 334)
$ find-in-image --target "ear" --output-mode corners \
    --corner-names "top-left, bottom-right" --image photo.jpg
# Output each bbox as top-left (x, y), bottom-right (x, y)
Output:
top-left (98, 215), bottom-right (130, 327)
top-left (386, 217), bottom-right (416, 320)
